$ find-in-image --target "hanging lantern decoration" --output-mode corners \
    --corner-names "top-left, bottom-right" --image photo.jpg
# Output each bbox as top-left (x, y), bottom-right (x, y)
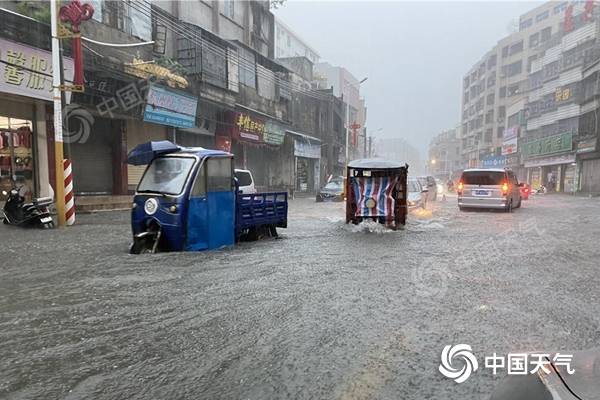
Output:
top-left (59, 0), bottom-right (94, 90)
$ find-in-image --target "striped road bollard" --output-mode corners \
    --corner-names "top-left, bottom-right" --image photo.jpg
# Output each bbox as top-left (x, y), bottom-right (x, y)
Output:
top-left (64, 159), bottom-right (75, 226)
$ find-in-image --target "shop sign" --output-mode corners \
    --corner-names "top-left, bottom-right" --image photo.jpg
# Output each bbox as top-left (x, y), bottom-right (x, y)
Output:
top-left (503, 126), bottom-right (519, 141)
top-left (294, 139), bottom-right (321, 159)
top-left (576, 137), bottom-right (597, 154)
top-left (264, 121), bottom-right (285, 145)
top-left (554, 86), bottom-right (572, 103)
top-left (502, 137), bottom-right (518, 155)
top-left (524, 153), bottom-right (576, 168)
top-left (143, 84), bottom-right (197, 129)
top-left (521, 132), bottom-right (572, 158)
top-left (0, 38), bottom-right (74, 101)
top-left (125, 57), bottom-right (188, 89)
top-left (481, 155), bottom-right (507, 168)
top-left (215, 136), bottom-right (231, 152)
top-left (234, 113), bottom-right (265, 142)
top-left (505, 153), bottom-right (520, 166)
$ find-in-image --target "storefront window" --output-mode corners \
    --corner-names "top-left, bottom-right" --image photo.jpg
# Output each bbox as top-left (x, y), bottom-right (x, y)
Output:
top-left (0, 117), bottom-right (34, 200)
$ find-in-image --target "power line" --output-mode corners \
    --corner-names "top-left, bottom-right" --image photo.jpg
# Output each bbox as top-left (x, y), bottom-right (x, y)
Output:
top-left (126, 0), bottom-right (335, 101)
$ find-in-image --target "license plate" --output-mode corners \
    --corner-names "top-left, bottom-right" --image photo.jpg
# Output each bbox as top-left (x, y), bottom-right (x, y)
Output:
top-left (40, 217), bottom-right (52, 223)
top-left (473, 190), bottom-right (490, 196)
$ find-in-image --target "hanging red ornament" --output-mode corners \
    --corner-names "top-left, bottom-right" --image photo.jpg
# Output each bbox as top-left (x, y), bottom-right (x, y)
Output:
top-left (59, 0), bottom-right (94, 88)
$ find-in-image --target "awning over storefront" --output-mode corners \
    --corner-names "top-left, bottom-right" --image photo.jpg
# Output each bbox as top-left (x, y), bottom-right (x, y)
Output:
top-left (524, 152), bottom-right (576, 168)
top-left (287, 130), bottom-right (321, 159)
top-left (286, 129), bottom-right (321, 143)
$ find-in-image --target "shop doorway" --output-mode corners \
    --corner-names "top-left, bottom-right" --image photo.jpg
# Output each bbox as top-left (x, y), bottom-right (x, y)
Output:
top-left (581, 159), bottom-right (600, 193)
top-left (69, 117), bottom-right (114, 194)
top-left (0, 117), bottom-right (35, 201)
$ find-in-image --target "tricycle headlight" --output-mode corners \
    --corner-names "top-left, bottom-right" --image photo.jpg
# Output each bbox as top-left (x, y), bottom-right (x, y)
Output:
top-left (169, 205), bottom-right (178, 213)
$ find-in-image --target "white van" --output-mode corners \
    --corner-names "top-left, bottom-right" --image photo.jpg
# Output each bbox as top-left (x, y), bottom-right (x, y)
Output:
top-left (234, 169), bottom-right (256, 194)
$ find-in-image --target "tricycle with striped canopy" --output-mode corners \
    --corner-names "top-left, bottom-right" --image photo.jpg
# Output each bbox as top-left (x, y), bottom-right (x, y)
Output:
top-left (345, 159), bottom-right (409, 230)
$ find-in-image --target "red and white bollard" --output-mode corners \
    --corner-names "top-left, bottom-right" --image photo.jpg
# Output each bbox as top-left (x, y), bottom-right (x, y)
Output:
top-left (63, 159), bottom-right (75, 226)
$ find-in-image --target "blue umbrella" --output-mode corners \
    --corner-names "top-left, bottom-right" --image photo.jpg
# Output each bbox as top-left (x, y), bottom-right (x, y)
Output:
top-left (127, 140), bottom-right (180, 165)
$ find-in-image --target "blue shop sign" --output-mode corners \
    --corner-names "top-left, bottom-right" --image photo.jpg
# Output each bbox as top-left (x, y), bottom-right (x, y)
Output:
top-left (143, 85), bottom-right (198, 129)
top-left (481, 155), bottom-right (507, 168)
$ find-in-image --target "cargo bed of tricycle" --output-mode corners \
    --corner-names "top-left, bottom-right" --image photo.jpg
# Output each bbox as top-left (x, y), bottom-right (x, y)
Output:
top-left (235, 192), bottom-right (288, 240)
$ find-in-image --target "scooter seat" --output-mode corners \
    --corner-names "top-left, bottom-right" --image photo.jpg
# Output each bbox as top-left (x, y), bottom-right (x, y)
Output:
top-left (34, 197), bottom-right (53, 206)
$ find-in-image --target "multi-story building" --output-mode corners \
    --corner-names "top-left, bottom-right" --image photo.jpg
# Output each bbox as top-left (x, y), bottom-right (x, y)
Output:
top-left (460, 1), bottom-right (566, 175)
top-left (275, 18), bottom-right (320, 64)
top-left (314, 62), bottom-right (367, 161)
top-left (523, 1), bottom-right (599, 192)
top-left (428, 126), bottom-right (462, 179)
top-left (1, 0), bottom-right (346, 208)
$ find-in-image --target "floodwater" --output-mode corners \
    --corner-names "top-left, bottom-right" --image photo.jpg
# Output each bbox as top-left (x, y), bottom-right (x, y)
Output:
top-left (1, 195), bottom-right (600, 399)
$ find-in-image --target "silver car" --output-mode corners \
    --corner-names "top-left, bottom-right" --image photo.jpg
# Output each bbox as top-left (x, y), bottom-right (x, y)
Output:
top-left (457, 168), bottom-right (522, 212)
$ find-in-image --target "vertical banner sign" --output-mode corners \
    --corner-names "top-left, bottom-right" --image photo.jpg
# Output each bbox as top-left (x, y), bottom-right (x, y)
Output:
top-left (54, 101), bottom-right (63, 142)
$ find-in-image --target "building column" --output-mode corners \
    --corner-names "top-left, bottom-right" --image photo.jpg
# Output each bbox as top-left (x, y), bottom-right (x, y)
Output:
top-left (112, 120), bottom-right (128, 195)
top-left (34, 101), bottom-right (51, 197)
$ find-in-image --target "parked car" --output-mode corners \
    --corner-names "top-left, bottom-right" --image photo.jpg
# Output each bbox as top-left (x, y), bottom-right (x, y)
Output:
top-left (234, 169), bottom-right (256, 194)
top-left (417, 175), bottom-right (437, 202)
top-left (316, 177), bottom-right (344, 202)
top-left (457, 168), bottom-right (522, 212)
top-left (407, 178), bottom-right (425, 209)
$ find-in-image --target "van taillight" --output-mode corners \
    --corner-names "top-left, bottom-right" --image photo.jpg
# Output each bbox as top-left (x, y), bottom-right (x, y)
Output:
top-left (501, 182), bottom-right (509, 195)
top-left (457, 181), bottom-right (464, 194)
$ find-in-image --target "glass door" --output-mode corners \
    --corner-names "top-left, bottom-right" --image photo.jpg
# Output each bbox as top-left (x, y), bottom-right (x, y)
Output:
top-left (0, 117), bottom-right (34, 201)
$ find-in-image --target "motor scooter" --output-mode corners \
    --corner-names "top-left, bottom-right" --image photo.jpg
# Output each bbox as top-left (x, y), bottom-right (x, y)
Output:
top-left (1, 187), bottom-right (54, 228)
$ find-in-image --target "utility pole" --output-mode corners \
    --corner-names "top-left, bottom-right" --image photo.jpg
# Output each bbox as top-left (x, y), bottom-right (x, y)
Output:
top-left (51, 0), bottom-right (66, 227)
top-left (344, 77), bottom-right (367, 169)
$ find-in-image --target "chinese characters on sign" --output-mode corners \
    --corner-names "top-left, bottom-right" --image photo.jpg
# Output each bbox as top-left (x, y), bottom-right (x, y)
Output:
top-left (0, 38), bottom-right (74, 101)
top-left (264, 121), bottom-right (285, 145)
top-left (503, 126), bottom-right (519, 141)
top-left (555, 87), bottom-right (571, 103)
top-left (502, 137), bottom-right (518, 155)
top-left (143, 84), bottom-right (198, 129)
top-left (522, 132), bottom-right (573, 158)
top-left (235, 113), bottom-right (265, 142)
top-left (481, 155), bottom-right (507, 168)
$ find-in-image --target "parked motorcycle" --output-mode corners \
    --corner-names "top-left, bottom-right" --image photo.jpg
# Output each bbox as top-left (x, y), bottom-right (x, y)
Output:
top-left (1, 188), bottom-right (55, 228)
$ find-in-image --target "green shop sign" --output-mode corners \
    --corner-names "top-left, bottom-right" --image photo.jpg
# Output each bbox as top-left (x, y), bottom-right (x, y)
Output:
top-left (264, 121), bottom-right (285, 145)
top-left (522, 132), bottom-right (573, 157)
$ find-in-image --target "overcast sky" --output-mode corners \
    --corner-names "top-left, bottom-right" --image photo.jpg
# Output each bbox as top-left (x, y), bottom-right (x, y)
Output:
top-left (274, 1), bottom-right (542, 157)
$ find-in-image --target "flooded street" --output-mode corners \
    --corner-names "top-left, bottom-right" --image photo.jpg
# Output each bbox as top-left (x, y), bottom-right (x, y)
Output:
top-left (2, 195), bottom-right (600, 399)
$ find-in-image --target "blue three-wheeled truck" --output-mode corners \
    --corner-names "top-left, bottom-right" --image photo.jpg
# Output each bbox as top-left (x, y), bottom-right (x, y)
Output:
top-left (127, 141), bottom-right (288, 254)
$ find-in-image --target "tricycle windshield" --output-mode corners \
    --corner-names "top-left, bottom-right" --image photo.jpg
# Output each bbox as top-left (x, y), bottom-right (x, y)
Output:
top-left (138, 156), bottom-right (196, 195)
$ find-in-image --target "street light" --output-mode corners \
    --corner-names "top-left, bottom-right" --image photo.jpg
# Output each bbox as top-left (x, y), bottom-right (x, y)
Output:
top-left (344, 77), bottom-right (368, 168)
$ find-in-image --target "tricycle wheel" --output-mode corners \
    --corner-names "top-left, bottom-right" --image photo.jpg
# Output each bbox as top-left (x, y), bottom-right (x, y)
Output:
top-left (130, 238), bottom-right (154, 254)
top-left (269, 225), bottom-right (278, 237)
